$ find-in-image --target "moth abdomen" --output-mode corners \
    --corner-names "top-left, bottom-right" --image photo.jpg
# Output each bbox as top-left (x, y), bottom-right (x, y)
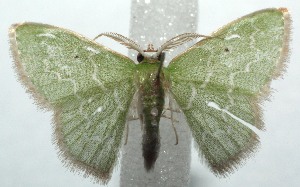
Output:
top-left (142, 126), bottom-right (160, 171)
top-left (136, 62), bottom-right (165, 170)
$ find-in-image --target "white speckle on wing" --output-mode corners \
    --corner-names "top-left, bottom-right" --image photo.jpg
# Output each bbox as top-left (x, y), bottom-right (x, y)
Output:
top-left (37, 33), bottom-right (56, 38)
top-left (85, 46), bottom-right (100, 54)
top-left (96, 106), bottom-right (103, 113)
top-left (207, 101), bottom-right (221, 110)
top-left (225, 34), bottom-right (241, 40)
top-left (207, 100), bottom-right (259, 132)
top-left (92, 106), bottom-right (103, 116)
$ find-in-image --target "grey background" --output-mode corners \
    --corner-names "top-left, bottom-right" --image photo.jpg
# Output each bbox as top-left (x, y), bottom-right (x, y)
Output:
top-left (0, 0), bottom-right (299, 187)
top-left (121, 1), bottom-right (197, 186)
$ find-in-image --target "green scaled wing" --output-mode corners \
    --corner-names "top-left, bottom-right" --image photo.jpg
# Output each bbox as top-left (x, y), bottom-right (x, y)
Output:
top-left (10, 23), bottom-right (136, 182)
top-left (164, 8), bottom-right (290, 175)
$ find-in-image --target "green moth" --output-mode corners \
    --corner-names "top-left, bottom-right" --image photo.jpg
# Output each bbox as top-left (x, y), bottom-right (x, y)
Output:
top-left (9, 8), bottom-right (290, 183)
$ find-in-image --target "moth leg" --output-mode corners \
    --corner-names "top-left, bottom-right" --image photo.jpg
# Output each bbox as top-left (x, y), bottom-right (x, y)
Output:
top-left (161, 113), bottom-right (179, 123)
top-left (163, 107), bottom-right (181, 113)
top-left (139, 114), bottom-right (144, 131)
top-left (161, 109), bottom-right (179, 143)
top-left (126, 116), bottom-right (140, 121)
top-left (161, 107), bottom-right (179, 123)
top-left (169, 97), bottom-right (179, 145)
top-left (162, 92), bottom-right (180, 145)
top-left (124, 122), bottom-right (129, 145)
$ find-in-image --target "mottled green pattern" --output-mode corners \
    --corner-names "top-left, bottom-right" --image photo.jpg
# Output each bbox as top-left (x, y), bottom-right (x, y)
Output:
top-left (14, 23), bottom-right (135, 104)
top-left (58, 82), bottom-right (134, 176)
top-left (164, 9), bottom-right (287, 174)
top-left (10, 8), bottom-right (289, 181)
top-left (11, 23), bottom-right (136, 180)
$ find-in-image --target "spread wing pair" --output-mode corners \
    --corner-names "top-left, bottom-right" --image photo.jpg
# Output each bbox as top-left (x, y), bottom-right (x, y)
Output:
top-left (10, 8), bottom-right (290, 183)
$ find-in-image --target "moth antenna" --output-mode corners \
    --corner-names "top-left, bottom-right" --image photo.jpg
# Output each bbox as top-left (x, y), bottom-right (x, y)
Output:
top-left (155, 33), bottom-right (211, 57)
top-left (94, 32), bottom-right (147, 56)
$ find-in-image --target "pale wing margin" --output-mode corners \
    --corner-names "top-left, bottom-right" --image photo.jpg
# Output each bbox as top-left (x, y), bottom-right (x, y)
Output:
top-left (9, 23), bottom-right (137, 183)
top-left (163, 8), bottom-right (291, 175)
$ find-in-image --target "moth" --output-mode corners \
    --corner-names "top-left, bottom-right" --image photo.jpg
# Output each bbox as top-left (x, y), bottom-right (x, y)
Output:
top-left (9, 8), bottom-right (290, 183)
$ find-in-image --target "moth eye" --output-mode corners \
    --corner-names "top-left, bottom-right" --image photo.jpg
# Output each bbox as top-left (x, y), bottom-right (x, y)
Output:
top-left (74, 55), bottom-right (79, 58)
top-left (137, 53), bottom-right (144, 63)
top-left (224, 47), bottom-right (230, 52)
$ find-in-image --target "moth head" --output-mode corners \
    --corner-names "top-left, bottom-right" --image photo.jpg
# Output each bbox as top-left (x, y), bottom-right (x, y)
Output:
top-left (137, 44), bottom-right (164, 64)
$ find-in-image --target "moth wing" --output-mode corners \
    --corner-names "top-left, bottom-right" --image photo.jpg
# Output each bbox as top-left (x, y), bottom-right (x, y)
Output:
top-left (163, 8), bottom-right (290, 175)
top-left (10, 23), bottom-right (137, 182)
